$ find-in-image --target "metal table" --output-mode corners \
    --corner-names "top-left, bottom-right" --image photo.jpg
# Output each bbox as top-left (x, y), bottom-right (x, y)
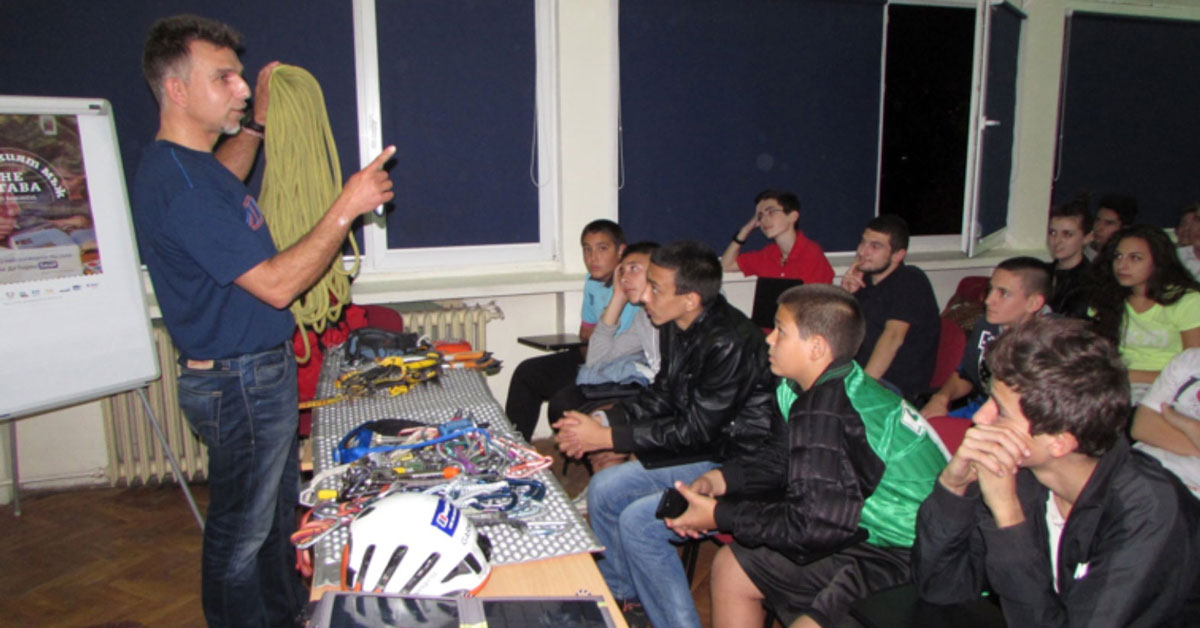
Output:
top-left (308, 351), bottom-right (603, 592)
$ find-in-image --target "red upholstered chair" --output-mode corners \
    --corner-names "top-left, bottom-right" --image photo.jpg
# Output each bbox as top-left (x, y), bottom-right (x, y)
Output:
top-left (952, 275), bottom-right (990, 304)
top-left (928, 415), bottom-right (972, 455)
top-left (929, 317), bottom-right (967, 390)
top-left (296, 304), bottom-right (405, 437)
top-left (941, 275), bottom-right (990, 334)
top-left (361, 304), bottom-right (406, 333)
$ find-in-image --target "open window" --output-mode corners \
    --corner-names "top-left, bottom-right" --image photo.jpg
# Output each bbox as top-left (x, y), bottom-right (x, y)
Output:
top-left (881, 0), bottom-right (1023, 256)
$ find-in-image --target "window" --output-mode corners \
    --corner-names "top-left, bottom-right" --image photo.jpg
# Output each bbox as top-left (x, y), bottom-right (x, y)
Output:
top-left (353, 0), bottom-right (558, 271)
top-left (1053, 12), bottom-right (1200, 228)
top-left (617, 0), bottom-right (885, 254)
top-left (879, 5), bottom-right (974, 237)
top-left (881, 1), bottom-right (1022, 255)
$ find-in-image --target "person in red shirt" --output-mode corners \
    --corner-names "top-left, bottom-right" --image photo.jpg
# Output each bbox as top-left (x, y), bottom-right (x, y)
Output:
top-left (720, 189), bottom-right (834, 283)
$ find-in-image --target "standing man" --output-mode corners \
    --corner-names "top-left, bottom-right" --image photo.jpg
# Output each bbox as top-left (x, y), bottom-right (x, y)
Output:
top-left (914, 317), bottom-right (1200, 626)
top-left (134, 15), bottom-right (395, 627)
top-left (842, 215), bottom-right (940, 400)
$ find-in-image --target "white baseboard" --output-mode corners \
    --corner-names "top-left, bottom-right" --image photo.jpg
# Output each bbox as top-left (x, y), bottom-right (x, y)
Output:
top-left (0, 468), bottom-right (108, 505)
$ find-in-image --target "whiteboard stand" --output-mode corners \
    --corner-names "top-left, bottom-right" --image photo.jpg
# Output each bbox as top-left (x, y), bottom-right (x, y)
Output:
top-left (3, 390), bottom-right (205, 530)
top-left (2, 96), bottom-right (164, 519)
top-left (7, 421), bottom-right (20, 517)
top-left (136, 388), bottom-right (205, 531)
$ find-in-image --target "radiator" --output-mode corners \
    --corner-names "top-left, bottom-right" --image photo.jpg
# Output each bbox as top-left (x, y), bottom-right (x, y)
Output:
top-left (101, 302), bottom-right (504, 486)
top-left (399, 301), bottom-right (504, 349)
top-left (101, 323), bottom-right (207, 486)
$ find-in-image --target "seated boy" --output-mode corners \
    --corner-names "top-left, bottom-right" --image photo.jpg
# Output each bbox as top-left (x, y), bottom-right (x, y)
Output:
top-left (548, 242), bottom-right (661, 422)
top-left (914, 317), bottom-right (1200, 626)
top-left (720, 189), bottom-right (835, 284)
top-left (667, 284), bottom-right (949, 628)
top-left (504, 219), bottom-right (639, 440)
top-left (1177, 203), bottom-right (1200, 280)
top-left (1046, 197), bottom-right (1094, 318)
top-left (1130, 348), bottom-right (1200, 497)
top-left (842, 215), bottom-right (940, 400)
top-left (920, 257), bottom-right (1049, 419)
top-left (549, 242), bottom-right (661, 480)
top-left (554, 241), bottom-right (777, 628)
top-left (1088, 193), bottom-right (1138, 260)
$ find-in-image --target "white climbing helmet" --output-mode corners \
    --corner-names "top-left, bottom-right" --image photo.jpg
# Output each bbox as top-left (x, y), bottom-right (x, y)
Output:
top-left (343, 492), bottom-right (493, 596)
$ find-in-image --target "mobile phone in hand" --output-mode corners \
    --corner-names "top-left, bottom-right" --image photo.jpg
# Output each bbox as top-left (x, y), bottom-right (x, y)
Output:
top-left (654, 487), bottom-right (688, 519)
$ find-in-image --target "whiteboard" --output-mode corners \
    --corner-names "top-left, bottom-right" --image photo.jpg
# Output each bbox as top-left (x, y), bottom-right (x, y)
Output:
top-left (0, 96), bottom-right (158, 421)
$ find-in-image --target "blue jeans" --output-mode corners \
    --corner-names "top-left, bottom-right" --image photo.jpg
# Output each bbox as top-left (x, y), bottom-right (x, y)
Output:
top-left (948, 398), bottom-right (984, 419)
top-left (588, 459), bottom-right (718, 628)
top-left (177, 343), bottom-right (305, 628)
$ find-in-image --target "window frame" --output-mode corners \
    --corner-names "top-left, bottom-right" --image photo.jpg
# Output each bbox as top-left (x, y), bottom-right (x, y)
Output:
top-left (883, 0), bottom-right (1024, 257)
top-left (351, 0), bottom-right (561, 273)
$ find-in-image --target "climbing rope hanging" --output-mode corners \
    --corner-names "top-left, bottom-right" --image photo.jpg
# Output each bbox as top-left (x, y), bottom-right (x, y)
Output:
top-left (258, 65), bottom-right (359, 363)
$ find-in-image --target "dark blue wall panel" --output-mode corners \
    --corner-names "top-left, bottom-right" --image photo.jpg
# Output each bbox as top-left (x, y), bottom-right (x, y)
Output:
top-left (1054, 13), bottom-right (1200, 226)
top-left (0, 1), bottom-right (359, 197)
top-left (378, 0), bottom-right (538, 249)
top-left (618, 0), bottom-right (885, 253)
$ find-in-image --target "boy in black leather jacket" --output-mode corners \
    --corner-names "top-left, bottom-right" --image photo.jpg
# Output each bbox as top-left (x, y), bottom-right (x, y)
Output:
top-left (554, 240), bottom-right (776, 628)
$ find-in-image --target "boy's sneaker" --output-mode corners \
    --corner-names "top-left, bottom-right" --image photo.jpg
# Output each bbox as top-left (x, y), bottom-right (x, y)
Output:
top-left (571, 487), bottom-right (588, 515)
top-left (616, 598), bottom-right (651, 628)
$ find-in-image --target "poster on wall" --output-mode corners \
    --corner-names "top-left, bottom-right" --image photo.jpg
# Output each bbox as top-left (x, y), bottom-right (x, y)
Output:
top-left (0, 114), bottom-right (100, 284)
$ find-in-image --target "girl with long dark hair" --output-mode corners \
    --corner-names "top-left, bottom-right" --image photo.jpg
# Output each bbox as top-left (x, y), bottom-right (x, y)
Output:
top-left (1088, 225), bottom-right (1200, 388)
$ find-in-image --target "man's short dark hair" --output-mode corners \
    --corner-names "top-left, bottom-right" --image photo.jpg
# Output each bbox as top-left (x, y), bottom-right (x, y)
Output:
top-left (986, 317), bottom-right (1128, 457)
top-left (1097, 194), bottom-right (1139, 226)
top-left (1049, 194), bottom-right (1093, 234)
top-left (755, 189), bottom-right (801, 218)
top-left (650, 240), bottom-right (722, 305)
top-left (996, 256), bottom-right (1052, 299)
top-left (865, 214), bottom-right (910, 252)
top-left (143, 15), bottom-right (243, 105)
top-left (1178, 202), bottom-right (1200, 229)
top-left (581, 219), bottom-right (625, 247)
top-left (622, 241), bottom-right (659, 260)
top-left (777, 285), bottom-right (864, 361)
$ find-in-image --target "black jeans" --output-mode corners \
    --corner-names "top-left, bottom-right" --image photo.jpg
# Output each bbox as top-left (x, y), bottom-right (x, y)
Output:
top-left (504, 349), bottom-right (582, 440)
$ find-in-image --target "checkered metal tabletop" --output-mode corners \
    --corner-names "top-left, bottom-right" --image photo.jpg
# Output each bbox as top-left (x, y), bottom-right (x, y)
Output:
top-left (309, 349), bottom-right (603, 591)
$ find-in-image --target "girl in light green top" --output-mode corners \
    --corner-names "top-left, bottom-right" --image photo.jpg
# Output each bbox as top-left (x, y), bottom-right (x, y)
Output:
top-left (1089, 225), bottom-right (1200, 386)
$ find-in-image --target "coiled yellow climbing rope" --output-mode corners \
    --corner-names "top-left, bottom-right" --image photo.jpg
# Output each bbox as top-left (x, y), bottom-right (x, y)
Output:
top-left (259, 65), bottom-right (359, 363)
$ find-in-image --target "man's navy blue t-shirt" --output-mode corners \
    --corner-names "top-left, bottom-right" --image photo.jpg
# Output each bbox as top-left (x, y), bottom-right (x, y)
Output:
top-left (853, 262), bottom-right (940, 398)
top-left (132, 140), bottom-right (293, 360)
